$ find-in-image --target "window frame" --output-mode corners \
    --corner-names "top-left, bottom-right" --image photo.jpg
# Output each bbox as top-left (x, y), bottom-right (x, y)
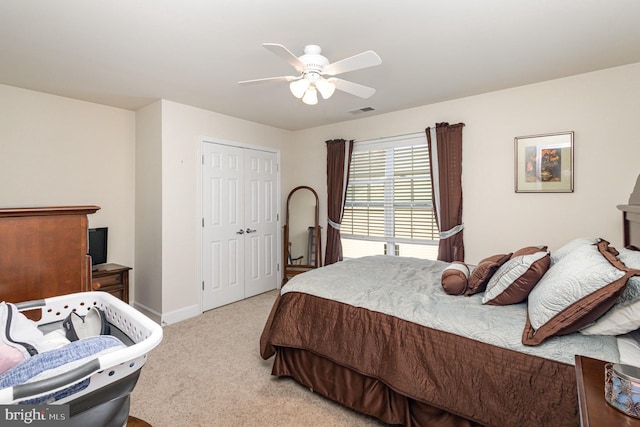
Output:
top-left (341, 132), bottom-right (439, 257)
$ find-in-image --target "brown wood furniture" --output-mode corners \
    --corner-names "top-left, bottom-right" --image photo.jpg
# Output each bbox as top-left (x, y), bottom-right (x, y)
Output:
top-left (0, 206), bottom-right (147, 424)
top-left (0, 206), bottom-right (99, 306)
top-left (127, 416), bottom-right (152, 427)
top-left (575, 355), bottom-right (640, 427)
top-left (92, 263), bottom-right (131, 303)
top-left (618, 173), bottom-right (640, 249)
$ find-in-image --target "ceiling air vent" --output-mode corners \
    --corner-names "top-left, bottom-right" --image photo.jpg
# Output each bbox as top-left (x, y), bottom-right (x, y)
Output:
top-left (348, 107), bottom-right (375, 115)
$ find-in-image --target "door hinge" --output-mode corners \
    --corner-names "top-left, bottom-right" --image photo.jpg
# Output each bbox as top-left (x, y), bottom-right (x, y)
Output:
top-left (202, 281), bottom-right (204, 290)
top-left (277, 213), bottom-right (279, 222)
top-left (202, 154), bottom-right (205, 165)
top-left (277, 263), bottom-right (279, 272)
top-left (202, 217), bottom-right (204, 227)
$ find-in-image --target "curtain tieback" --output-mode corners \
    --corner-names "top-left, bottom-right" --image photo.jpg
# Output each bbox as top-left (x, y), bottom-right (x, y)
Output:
top-left (328, 219), bottom-right (341, 230)
top-left (439, 223), bottom-right (464, 240)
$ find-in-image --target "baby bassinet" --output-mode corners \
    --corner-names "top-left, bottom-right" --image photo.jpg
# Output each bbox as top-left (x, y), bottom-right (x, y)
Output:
top-left (0, 291), bottom-right (163, 427)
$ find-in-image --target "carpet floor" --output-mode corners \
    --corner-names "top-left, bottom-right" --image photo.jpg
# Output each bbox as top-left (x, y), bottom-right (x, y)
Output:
top-left (129, 290), bottom-right (386, 426)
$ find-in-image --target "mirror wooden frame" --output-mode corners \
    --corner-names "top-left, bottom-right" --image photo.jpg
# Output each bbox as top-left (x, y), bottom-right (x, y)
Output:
top-left (283, 186), bottom-right (322, 284)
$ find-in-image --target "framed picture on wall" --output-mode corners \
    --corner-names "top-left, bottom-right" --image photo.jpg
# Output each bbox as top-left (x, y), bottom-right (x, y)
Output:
top-left (514, 131), bottom-right (574, 193)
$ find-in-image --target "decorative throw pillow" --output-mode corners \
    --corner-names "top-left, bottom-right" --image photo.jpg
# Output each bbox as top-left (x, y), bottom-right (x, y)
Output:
top-left (511, 245), bottom-right (548, 258)
top-left (441, 262), bottom-right (470, 295)
top-left (580, 247), bottom-right (640, 335)
top-left (465, 253), bottom-right (512, 296)
top-left (482, 251), bottom-right (550, 305)
top-left (522, 240), bottom-right (632, 346)
top-left (550, 237), bottom-right (601, 266)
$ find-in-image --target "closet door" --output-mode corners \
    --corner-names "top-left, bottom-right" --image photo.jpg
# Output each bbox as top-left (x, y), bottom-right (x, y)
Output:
top-left (201, 142), bottom-right (278, 311)
top-left (243, 149), bottom-right (278, 298)
top-left (202, 143), bottom-right (245, 310)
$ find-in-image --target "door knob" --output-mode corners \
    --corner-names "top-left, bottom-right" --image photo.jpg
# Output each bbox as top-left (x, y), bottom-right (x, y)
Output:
top-left (236, 229), bottom-right (245, 235)
top-left (245, 228), bottom-right (257, 234)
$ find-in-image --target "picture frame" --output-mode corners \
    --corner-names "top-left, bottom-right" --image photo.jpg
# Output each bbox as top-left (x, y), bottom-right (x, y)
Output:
top-left (514, 131), bottom-right (574, 193)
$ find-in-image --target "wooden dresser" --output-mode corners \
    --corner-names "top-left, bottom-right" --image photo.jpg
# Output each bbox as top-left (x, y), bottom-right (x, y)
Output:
top-left (0, 206), bottom-right (99, 305)
top-left (92, 263), bottom-right (131, 303)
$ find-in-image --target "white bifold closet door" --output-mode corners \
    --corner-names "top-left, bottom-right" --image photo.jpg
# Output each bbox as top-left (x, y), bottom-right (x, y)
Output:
top-left (202, 142), bottom-right (278, 311)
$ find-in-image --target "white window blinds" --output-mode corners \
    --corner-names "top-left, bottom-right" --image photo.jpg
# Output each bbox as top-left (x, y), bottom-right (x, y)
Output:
top-left (341, 133), bottom-right (439, 248)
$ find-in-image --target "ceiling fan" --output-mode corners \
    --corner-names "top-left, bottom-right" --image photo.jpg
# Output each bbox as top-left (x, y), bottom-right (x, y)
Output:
top-left (238, 43), bottom-right (382, 105)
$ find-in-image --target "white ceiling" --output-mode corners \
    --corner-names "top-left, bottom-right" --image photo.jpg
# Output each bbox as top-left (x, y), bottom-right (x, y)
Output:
top-left (1, 1), bottom-right (639, 131)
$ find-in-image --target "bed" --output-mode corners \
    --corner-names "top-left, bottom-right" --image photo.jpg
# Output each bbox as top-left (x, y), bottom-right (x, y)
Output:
top-left (260, 192), bottom-right (640, 426)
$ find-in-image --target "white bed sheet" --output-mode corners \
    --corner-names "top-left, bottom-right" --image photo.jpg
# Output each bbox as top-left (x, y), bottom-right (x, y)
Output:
top-left (618, 330), bottom-right (640, 367)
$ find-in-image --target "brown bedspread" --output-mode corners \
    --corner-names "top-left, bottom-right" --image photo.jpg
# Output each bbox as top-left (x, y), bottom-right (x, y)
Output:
top-left (261, 291), bottom-right (579, 427)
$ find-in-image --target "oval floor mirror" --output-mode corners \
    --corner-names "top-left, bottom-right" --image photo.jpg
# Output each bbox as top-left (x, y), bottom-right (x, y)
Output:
top-left (283, 186), bottom-right (322, 284)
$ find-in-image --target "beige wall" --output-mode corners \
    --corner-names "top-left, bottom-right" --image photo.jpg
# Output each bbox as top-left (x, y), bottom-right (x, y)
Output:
top-left (151, 100), bottom-right (291, 323)
top-left (0, 84), bottom-right (136, 273)
top-left (291, 63), bottom-right (640, 264)
top-left (3, 62), bottom-right (639, 323)
top-left (134, 101), bottom-right (163, 316)
top-left (0, 85), bottom-right (291, 323)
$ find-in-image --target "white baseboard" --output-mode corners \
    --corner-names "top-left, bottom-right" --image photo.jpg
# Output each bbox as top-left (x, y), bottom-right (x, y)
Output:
top-left (159, 304), bottom-right (201, 326)
top-left (132, 301), bottom-right (162, 325)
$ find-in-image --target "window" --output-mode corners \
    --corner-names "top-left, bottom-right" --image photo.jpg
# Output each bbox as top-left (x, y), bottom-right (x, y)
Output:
top-left (341, 133), bottom-right (439, 259)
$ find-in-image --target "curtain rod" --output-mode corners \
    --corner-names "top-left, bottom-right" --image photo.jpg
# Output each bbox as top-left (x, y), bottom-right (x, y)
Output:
top-left (336, 122), bottom-right (465, 144)
top-left (353, 122), bottom-right (464, 143)
top-left (354, 130), bottom-right (424, 144)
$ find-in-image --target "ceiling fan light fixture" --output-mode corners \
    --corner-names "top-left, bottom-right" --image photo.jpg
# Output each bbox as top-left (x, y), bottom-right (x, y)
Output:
top-left (315, 78), bottom-right (336, 99)
top-left (302, 86), bottom-right (318, 105)
top-left (239, 43), bottom-right (381, 105)
top-left (289, 78), bottom-right (310, 98)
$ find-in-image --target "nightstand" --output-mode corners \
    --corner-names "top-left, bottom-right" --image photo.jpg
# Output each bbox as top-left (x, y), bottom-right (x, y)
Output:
top-left (575, 355), bottom-right (640, 427)
top-left (92, 263), bottom-right (131, 303)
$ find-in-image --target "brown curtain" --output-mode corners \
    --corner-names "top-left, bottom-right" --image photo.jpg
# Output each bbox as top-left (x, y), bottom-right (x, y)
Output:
top-left (325, 139), bottom-right (354, 265)
top-left (426, 123), bottom-right (465, 262)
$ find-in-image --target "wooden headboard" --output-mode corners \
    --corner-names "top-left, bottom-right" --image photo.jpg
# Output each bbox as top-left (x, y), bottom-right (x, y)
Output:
top-left (617, 174), bottom-right (640, 250)
top-left (0, 205), bottom-right (100, 305)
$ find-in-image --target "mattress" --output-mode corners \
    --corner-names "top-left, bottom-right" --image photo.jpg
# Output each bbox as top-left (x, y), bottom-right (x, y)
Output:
top-left (281, 255), bottom-right (621, 365)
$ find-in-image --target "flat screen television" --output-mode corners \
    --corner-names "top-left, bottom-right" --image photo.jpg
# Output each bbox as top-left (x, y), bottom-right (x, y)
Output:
top-left (88, 227), bottom-right (108, 268)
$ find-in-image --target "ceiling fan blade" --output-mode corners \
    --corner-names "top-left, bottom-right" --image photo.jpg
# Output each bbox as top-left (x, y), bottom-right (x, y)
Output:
top-left (263, 43), bottom-right (306, 72)
top-left (323, 51), bottom-right (382, 76)
top-left (238, 75), bottom-right (298, 85)
top-left (332, 78), bottom-right (376, 99)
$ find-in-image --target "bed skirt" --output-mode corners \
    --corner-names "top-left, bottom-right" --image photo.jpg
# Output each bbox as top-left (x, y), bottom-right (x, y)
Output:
top-left (261, 292), bottom-right (580, 427)
top-left (272, 346), bottom-right (481, 427)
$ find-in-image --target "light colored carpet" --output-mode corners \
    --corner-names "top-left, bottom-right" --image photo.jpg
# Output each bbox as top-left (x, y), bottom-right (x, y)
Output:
top-left (129, 290), bottom-right (386, 426)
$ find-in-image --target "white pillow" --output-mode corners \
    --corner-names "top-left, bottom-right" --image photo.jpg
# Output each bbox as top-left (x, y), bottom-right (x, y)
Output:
top-left (617, 248), bottom-right (640, 305)
top-left (580, 301), bottom-right (640, 335)
top-left (528, 243), bottom-right (624, 330)
top-left (580, 248), bottom-right (640, 336)
top-left (522, 241), bottom-right (629, 345)
top-left (618, 330), bottom-right (640, 367)
top-left (550, 237), bottom-right (600, 266)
